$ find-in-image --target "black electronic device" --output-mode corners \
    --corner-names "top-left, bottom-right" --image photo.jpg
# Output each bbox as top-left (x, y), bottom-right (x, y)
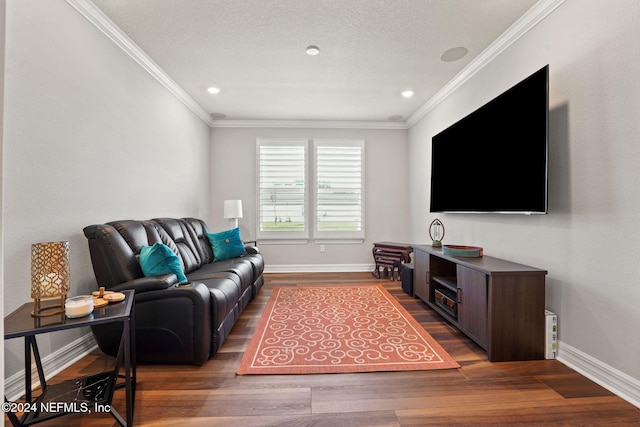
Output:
top-left (430, 65), bottom-right (549, 214)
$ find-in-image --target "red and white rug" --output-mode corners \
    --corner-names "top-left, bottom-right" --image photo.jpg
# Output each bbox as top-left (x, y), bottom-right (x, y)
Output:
top-left (237, 284), bottom-right (460, 375)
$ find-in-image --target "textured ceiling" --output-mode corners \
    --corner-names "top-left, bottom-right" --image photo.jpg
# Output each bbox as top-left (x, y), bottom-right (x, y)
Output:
top-left (90, 0), bottom-right (538, 124)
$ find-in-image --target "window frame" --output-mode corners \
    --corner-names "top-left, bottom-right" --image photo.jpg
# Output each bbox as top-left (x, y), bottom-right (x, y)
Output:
top-left (256, 138), bottom-right (365, 243)
top-left (312, 138), bottom-right (365, 243)
top-left (256, 138), bottom-right (309, 242)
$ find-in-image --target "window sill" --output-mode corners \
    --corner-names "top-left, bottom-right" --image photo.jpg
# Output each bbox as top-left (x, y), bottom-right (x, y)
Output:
top-left (255, 238), bottom-right (365, 245)
top-left (256, 239), bottom-right (309, 245)
top-left (313, 239), bottom-right (365, 245)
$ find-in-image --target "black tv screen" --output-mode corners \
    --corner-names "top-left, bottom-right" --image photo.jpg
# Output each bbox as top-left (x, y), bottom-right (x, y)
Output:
top-left (430, 65), bottom-right (549, 214)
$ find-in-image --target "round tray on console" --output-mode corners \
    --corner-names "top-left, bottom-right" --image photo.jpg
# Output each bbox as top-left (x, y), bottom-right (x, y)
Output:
top-left (442, 245), bottom-right (483, 258)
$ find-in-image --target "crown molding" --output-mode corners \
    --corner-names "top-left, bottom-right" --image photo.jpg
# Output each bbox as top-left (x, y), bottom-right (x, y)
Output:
top-left (68, 0), bottom-right (564, 131)
top-left (406, 0), bottom-right (566, 128)
top-left (65, 0), bottom-right (405, 130)
top-left (210, 119), bottom-right (409, 130)
top-left (65, 0), bottom-right (215, 127)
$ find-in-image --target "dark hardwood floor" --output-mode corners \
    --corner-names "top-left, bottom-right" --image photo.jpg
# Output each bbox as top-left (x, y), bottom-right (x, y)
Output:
top-left (7, 272), bottom-right (640, 426)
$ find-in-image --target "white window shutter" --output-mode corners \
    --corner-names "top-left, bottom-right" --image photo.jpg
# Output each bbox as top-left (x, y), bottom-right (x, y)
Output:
top-left (313, 139), bottom-right (365, 241)
top-left (256, 138), bottom-right (309, 241)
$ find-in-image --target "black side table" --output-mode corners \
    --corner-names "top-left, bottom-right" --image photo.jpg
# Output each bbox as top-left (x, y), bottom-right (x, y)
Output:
top-left (4, 290), bottom-right (136, 426)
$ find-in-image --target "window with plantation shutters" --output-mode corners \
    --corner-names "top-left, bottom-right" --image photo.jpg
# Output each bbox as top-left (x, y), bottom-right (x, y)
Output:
top-left (256, 138), bottom-right (365, 242)
top-left (313, 139), bottom-right (365, 240)
top-left (256, 138), bottom-right (309, 240)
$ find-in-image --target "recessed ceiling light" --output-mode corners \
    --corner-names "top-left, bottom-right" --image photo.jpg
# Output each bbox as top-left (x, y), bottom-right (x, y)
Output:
top-left (306, 45), bottom-right (320, 56)
top-left (387, 115), bottom-right (403, 121)
top-left (207, 86), bottom-right (221, 94)
top-left (440, 47), bottom-right (468, 62)
top-left (401, 90), bottom-right (414, 98)
top-left (210, 112), bottom-right (226, 119)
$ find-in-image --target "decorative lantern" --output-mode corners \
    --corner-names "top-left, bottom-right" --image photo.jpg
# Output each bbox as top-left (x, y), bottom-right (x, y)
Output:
top-left (30, 241), bottom-right (70, 317)
top-left (429, 219), bottom-right (445, 247)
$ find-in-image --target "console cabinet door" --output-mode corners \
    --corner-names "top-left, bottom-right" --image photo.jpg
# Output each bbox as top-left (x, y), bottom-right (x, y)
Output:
top-left (413, 249), bottom-right (429, 302)
top-left (456, 265), bottom-right (488, 347)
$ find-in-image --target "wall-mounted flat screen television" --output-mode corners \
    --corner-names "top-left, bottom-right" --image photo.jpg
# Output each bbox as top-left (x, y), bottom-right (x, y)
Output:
top-left (430, 65), bottom-right (549, 214)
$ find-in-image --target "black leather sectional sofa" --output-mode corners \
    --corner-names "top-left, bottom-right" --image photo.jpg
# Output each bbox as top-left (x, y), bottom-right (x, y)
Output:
top-left (83, 217), bottom-right (264, 365)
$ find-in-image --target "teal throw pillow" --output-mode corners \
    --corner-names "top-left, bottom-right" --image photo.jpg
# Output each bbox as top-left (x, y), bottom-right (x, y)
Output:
top-left (208, 228), bottom-right (246, 261)
top-left (139, 242), bottom-right (188, 283)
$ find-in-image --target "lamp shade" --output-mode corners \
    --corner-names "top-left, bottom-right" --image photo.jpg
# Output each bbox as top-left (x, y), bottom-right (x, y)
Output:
top-left (31, 241), bottom-right (70, 298)
top-left (224, 200), bottom-right (243, 220)
top-left (31, 241), bottom-right (70, 317)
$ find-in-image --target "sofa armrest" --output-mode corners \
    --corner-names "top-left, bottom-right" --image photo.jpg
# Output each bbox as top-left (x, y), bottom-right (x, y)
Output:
top-left (134, 280), bottom-right (209, 304)
top-left (245, 245), bottom-right (260, 255)
top-left (109, 274), bottom-right (177, 294)
top-left (91, 281), bottom-right (212, 365)
top-left (134, 281), bottom-right (212, 364)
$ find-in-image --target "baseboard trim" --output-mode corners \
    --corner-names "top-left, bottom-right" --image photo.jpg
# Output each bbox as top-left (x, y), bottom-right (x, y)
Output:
top-left (558, 340), bottom-right (640, 409)
top-left (4, 333), bottom-right (98, 402)
top-left (264, 263), bottom-right (374, 273)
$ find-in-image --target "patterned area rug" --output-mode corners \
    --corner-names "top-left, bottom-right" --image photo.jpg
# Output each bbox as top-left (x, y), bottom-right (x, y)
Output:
top-left (237, 285), bottom-right (460, 375)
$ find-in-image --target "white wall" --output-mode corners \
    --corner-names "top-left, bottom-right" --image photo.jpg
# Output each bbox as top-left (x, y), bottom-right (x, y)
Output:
top-left (2, 1), bottom-right (210, 378)
top-left (0, 0), bottom-right (6, 399)
top-left (210, 127), bottom-right (409, 270)
top-left (409, 0), bottom-right (640, 388)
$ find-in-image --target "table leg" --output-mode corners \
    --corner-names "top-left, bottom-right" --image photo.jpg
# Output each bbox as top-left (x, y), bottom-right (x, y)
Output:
top-left (110, 312), bottom-right (136, 426)
top-left (130, 301), bottom-right (137, 413)
top-left (4, 395), bottom-right (21, 426)
top-left (124, 317), bottom-right (132, 426)
top-left (30, 337), bottom-right (47, 390)
top-left (24, 338), bottom-right (31, 403)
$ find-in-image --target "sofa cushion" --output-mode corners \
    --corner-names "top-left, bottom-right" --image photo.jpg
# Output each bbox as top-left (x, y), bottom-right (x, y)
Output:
top-left (208, 228), bottom-right (246, 261)
top-left (153, 218), bottom-right (203, 273)
top-left (192, 258), bottom-right (254, 295)
top-left (181, 218), bottom-right (214, 264)
top-left (139, 242), bottom-right (188, 283)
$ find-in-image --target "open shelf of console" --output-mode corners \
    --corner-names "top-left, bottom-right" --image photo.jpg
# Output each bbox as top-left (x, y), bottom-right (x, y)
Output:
top-left (413, 245), bottom-right (547, 362)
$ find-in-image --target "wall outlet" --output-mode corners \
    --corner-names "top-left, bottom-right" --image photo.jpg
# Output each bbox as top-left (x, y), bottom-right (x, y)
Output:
top-left (320, 244), bottom-right (325, 253)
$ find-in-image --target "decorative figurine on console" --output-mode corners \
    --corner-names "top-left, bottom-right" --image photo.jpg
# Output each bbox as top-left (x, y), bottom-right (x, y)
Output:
top-left (429, 218), bottom-right (445, 247)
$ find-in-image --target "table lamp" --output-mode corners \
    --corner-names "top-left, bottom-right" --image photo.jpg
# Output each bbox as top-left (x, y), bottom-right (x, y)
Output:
top-left (30, 241), bottom-right (70, 317)
top-left (224, 199), bottom-right (243, 228)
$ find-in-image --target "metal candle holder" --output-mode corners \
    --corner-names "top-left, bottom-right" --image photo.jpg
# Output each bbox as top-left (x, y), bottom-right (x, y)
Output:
top-left (429, 219), bottom-right (445, 247)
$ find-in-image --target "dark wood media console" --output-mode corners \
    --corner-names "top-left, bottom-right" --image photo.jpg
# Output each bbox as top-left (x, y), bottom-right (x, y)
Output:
top-left (413, 245), bottom-right (547, 362)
